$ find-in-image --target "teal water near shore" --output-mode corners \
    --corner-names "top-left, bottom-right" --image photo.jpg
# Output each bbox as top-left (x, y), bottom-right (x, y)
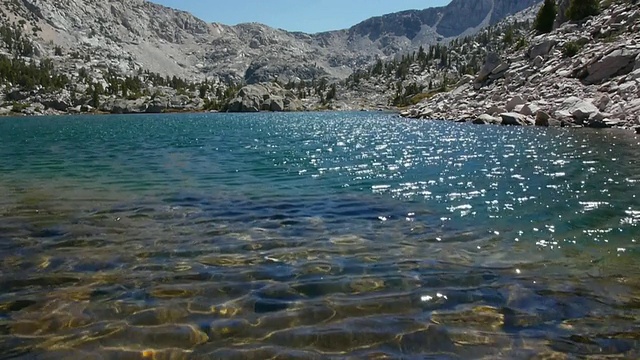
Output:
top-left (0, 112), bottom-right (639, 358)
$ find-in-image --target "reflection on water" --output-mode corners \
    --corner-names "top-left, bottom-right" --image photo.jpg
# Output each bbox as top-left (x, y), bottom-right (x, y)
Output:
top-left (0, 113), bottom-right (639, 359)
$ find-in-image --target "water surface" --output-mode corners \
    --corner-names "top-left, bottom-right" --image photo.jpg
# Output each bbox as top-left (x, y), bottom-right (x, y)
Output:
top-left (0, 112), bottom-right (639, 359)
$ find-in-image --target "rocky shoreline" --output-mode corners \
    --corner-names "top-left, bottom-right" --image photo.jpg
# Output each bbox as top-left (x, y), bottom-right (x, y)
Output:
top-left (0, 81), bottom-right (390, 117)
top-left (400, 0), bottom-right (640, 135)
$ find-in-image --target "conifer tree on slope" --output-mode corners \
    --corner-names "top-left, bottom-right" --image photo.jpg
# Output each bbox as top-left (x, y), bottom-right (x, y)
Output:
top-left (535, 0), bottom-right (557, 33)
top-left (566, 0), bottom-right (599, 21)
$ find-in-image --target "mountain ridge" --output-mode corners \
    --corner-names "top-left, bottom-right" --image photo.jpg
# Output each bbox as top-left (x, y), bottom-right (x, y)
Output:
top-left (0, 0), bottom-right (540, 83)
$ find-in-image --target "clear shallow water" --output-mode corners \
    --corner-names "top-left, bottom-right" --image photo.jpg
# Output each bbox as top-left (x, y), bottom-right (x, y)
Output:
top-left (0, 112), bottom-right (639, 359)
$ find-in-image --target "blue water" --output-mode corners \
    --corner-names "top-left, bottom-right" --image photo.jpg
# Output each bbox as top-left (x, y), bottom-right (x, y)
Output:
top-left (0, 112), bottom-right (639, 358)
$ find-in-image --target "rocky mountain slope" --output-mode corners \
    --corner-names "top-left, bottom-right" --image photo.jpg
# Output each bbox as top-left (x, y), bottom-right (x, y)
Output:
top-left (0, 0), bottom-right (540, 84)
top-left (400, 0), bottom-right (640, 133)
top-left (317, 4), bottom-right (541, 111)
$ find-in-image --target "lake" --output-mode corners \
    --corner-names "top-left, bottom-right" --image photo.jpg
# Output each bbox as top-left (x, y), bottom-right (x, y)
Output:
top-left (0, 112), bottom-right (639, 359)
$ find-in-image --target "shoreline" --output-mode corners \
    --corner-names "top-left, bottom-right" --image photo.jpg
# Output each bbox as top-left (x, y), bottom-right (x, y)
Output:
top-left (2, 107), bottom-right (638, 135)
top-left (399, 109), bottom-right (640, 134)
top-left (0, 107), bottom-right (400, 118)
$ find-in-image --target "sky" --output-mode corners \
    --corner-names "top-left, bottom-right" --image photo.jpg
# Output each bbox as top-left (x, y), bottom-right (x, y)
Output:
top-left (152, 0), bottom-right (452, 34)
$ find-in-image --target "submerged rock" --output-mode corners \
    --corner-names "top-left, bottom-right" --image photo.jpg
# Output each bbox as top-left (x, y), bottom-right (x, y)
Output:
top-left (397, 325), bottom-right (456, 354)
top-left (432, 305), bottom-right (505, 331)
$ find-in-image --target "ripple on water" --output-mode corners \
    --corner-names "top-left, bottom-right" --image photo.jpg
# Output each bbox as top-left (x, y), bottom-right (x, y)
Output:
top-left (0, 113), bottom-right (639, 358)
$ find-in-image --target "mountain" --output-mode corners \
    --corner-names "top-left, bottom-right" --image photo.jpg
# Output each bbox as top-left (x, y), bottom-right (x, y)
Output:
top-left (0, 0), bottom-right (541, 84)
top-left (400, 0), bottom-right (640, 133)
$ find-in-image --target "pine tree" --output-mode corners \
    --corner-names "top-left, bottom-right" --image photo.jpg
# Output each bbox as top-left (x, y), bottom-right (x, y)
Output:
top-left (326, 83), bottom-right (337, 102)
top-left (566, 0), bottom-right (599, 21)
top-left (90, 86), bottom-right (100, 108)
top-left (503, 27), bottom-right (515, 45)
top-left (535, 0), bottom-right (557, 34)
top-left (533, 0), bottom-right (558, 34)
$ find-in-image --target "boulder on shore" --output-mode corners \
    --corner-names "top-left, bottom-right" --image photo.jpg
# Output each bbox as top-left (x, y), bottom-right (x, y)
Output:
top-left (474, 114), bottom-right (500, 125)
top-left (475, 52), bottom-right (502, 84)
top-left (535, 111), bottom-right (551, 127)
top-left (582, 48), bottom-right (638, 85)
top-left (227, 83), bottom-right (303, 112)
top-left (500, 112), bottom-right (528, 126)
top-left (556, 97), bottom-right (600, 124)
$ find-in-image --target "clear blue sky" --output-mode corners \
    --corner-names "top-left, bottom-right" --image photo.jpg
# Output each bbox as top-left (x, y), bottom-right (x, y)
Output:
top-left (152, 0), bottom-right (452, 33)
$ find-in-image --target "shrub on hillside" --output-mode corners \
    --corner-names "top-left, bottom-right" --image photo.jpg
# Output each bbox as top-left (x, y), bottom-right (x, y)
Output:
top-left (535, 0), bottom-right (557, 33)
top-left (562, 38), bottom-right (588, 58)
top-left (566, 0), bottom-right (599, 21)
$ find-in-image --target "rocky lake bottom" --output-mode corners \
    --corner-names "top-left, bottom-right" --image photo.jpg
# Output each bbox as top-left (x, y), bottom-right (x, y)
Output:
top-left (0, 112), bottom-right (639, 359)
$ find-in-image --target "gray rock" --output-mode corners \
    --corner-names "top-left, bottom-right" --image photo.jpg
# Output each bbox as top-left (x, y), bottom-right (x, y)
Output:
top-left (487, 105), bottom-right (506, 115)
top-left (104, 99), bottom-right (126, 114)
top-left (520, 103), bottom-right (540, 116)
top-left (506, 96), bottom-right (527, 112)
top-left (583, 48), bottom-right (638, 84)
top-left (594, 94), bottom-right (611, 111)
top-left (491, 62), bottom-right (509, 75)
top-left (227, 83), bottom-right (302, 112)
top-left (573, 107), bottom-right (601, 123)
top-left (41, 98), bottom-right (71, 112)
top-left (533, 55), bottom-right (544, 68)
top-left (283, 97), bottom-right (303, 112)
top-left (270, 97), bottom-right (285, 112)
top-left (229, 97), bottom-right (259, 112)
top-left (535, 111), bottom-right (550, 126)
top-left (243, 102), bottom-right (260, 112)
top-left (474, 114), bottom-right (499, 124)
top-left (557, 97), bottom-right (599, 123)
top-left (102, 98), bottom-right (146, 114)
top-left (586, 119), bottom-right (611, 128)
top-left (260, 99), bottom-right (272, 111)
top-left (146, 98), bottom-right (168, 113)
top-left (476, 52), bottom-right (502, 83)
top-left (589, 111), bottom-right (606, 122)
top-left (170, 95), bottom-right (191, 108)
top-left (617, 81), bottom-right (638, 97)
top-left (500, 112), bottom-right (527, 126)
top-left (528, 39), bottom-right (556, 59)
top-left (627, 98), bottom-right (640, 113)
top-left (604, 118), bottom-right (625, 127)
top-left (549, 118), bottom-right (563, 127)
top-left (454, 75), bottom-right (475, 88)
